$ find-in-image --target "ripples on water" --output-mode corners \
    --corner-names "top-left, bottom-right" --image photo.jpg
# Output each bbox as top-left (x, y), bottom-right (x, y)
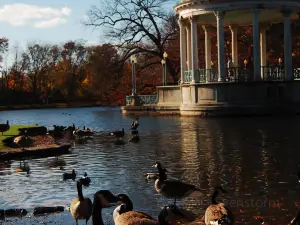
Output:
top-left (0, 107), bottom-right (300, 224)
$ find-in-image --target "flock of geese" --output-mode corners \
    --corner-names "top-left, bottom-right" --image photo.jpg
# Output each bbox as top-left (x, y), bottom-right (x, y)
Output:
top-left (66, 161), bottom-right (300, 225)
top-left (67, 161), bottom-right (234, 225)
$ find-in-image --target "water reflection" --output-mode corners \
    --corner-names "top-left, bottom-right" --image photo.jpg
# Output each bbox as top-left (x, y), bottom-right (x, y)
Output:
top-left (0, 161), bottom-right (11, 176)
top-left (46, 157), bottom-right (66, 170)
top-left (0, 108), bottom-right (300, 224)
top-left (15, 160), bottom-right (30, 175)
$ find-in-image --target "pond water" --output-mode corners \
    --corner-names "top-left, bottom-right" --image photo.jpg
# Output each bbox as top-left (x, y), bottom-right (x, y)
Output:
top-left (0, 107), bottom-right (300, 225)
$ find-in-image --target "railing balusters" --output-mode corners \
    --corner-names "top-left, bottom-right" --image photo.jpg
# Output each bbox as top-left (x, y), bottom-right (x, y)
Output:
top-left (126, 95), bottom-right (158, 105)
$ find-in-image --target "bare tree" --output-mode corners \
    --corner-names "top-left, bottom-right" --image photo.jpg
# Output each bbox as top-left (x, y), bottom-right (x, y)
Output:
top-left (84, 0), bottom-right (180, 82)
top-left (0, 38), bottom-right (9, 90)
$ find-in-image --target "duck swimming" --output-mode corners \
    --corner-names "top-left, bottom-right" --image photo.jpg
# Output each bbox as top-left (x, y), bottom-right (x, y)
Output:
top-left (111, 128), bottom-right (125, 140)
top-left (63, 169), bottom-right (76, 180)
top-left (79, 172), bottom-right (91, 186)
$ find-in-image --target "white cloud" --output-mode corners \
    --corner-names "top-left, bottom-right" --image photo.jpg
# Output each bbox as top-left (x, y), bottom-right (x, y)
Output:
top-left (34, 18), bottom-right (67, 28)
top-left (0, 3), bottom-right (71, 28)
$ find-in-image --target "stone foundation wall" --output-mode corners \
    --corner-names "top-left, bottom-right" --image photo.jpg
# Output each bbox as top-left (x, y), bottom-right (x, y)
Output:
top-left (122, 81), bottom-right (300, 117)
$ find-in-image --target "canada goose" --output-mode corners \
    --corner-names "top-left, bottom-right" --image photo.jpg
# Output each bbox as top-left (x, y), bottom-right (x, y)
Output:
top-left (291, 211), bottom-right (300, 224)
top-left (111, 128), bottom-right (125, 140)
top-left (79, 172), bottom-right (91, 186)
top-left (154, 161), bottom-right (204, 207)
top-left (114, 194), bottom-right (196, 225)
top-left (63, 169), bottom-right (76, 180)
top-left (113, 194), bottom-right (160, 225)
top-left (204, 185), bottom-right (234, 225)
top-left (92, 190), bottom-right (120, 225)
top-left (0, 120), bottom-right (9, 135)
top-left (70, 180), bottom-right (93, 225)
top-left (74, 129), bottom-right (94, 139)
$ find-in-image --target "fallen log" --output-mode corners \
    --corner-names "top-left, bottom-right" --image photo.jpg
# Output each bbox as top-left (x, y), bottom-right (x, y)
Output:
top-left (3, 208), bottom-right (27, 217)
top-left (33, 206), bottom-right (64, 216)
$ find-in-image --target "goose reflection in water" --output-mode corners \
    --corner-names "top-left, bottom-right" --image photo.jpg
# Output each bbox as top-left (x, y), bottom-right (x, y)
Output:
top-left (46, 157), bottom-right (66, 169)
top-left (15, 160), bottom-right (30, 175)
top-left (0, 160), bottom-right (11, 175)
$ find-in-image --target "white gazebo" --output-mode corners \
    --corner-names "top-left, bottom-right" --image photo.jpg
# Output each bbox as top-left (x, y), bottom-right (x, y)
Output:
top-left (175, 0), bottom-right (300, 83)
top-left (123, 0), bottom-right (300, 117)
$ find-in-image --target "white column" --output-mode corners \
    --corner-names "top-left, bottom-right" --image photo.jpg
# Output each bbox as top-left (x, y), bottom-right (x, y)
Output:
top-left (202, 25), bottom-right (213, 82)
top-left (253, 9), bottom-right (261, 81)
top-left (179, 18), bottom-right (187, 84)
top-left (229, 25), bottom-right (238, 67)
top-left (190, 16), bottom-right (198, 83)
top-left (215, 11), bottom-right (226, 82)
top-left (186, 26), bottom-right (192, 70)
top-left (283, 9), bottom-right (293, 80)
top-left (260, 24), bottom-right (268, 80)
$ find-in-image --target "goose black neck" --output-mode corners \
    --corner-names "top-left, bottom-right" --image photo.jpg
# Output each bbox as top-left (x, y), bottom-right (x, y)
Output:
top-left (92, 200), bottom-right (104, 225)
top-left (158, 168), bottom-right (167, 181)
top-left (211, 189), bottom-right (219, 204)
top-left (77, 182), bottom-right (84, 201)
top-left (124, 198), bottom-right (133, 211)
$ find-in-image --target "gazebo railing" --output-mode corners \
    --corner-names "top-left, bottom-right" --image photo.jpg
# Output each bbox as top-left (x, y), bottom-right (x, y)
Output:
top-left (294, 68), bottom-right (300, 79)
top-left (226, 67), bottom-right (252, 82)
top-left (126, 94), bottom-right (158, 105)
top-left (261, 66), bottom-right (285, 81)
top-left (196, 69), bottom-right (218, 82)
top-left (183, 71), bottom-right (193, 83)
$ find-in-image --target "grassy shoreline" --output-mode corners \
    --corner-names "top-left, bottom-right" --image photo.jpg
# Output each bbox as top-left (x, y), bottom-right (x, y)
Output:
top-left (0, 124), bottom-right (38, 152)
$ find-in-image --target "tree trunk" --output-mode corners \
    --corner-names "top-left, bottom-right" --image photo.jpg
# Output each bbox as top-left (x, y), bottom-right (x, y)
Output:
top-left (166, 59), bottom-right (178, 84)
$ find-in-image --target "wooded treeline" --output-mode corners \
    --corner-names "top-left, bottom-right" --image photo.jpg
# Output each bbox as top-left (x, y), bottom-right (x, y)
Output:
top-left (1, 0), bottom-right (300, 106)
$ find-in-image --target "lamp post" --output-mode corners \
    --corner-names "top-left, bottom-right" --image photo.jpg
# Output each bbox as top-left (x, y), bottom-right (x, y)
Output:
top-left (244, 59), bottom-right (248, 68)
top-left (130, 55), bottom-right (137, 96)
top-left (278, 57), bottom-right (283, 67)
top-left (161, 59), bottom-right (166, 86)
top-left (161, 52), bottom-right (168, 86)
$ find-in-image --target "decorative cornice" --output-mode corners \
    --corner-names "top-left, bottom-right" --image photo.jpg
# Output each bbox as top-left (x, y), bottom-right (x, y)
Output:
top-left (188, 15), bottom-right (198, 23)
top-left (214, 11), bottom-right (226, 19)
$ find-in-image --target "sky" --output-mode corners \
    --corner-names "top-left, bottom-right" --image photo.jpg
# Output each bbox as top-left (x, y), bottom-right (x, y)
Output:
top-left (0, 0), bottom-right (176, 54)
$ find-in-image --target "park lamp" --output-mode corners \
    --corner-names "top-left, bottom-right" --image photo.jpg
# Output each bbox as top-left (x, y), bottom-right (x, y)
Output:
top-left (161, 59), bottom-right (166, 65)
top-left (130, 55), bottom-right (137, 64)
top-left (278, 57), bottom-right (283, 64)
top-left (244, 59), bottom-right (248, 66)
top-left (163, 52), bottom-right (168, 58)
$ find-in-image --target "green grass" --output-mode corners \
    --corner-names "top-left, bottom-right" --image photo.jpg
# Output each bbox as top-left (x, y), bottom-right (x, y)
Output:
top-left (0, 125), bottom-right (38, 151)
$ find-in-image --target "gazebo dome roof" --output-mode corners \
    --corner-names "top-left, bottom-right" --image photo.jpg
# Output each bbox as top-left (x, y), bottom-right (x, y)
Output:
top-left (175, 0), bottom-right (300, 26)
